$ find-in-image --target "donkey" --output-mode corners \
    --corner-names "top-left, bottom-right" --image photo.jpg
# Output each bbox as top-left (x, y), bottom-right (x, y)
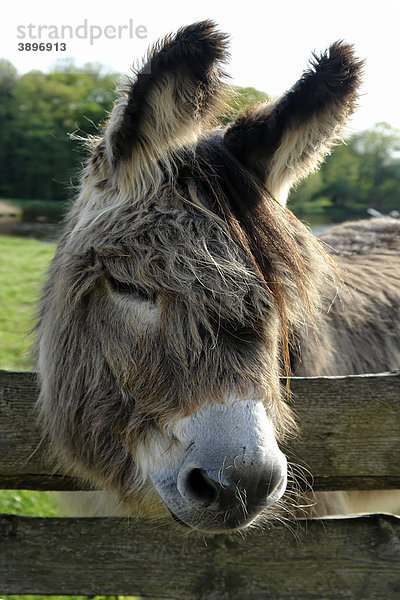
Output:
top-left (36, 21), bottom-right (400, 532)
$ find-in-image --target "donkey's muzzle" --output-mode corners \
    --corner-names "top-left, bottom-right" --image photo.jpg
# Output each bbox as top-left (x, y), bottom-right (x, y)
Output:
top-left (177, 459), bottom-right (286, 516)
top-left (151, 398), bottom-right (288, 531)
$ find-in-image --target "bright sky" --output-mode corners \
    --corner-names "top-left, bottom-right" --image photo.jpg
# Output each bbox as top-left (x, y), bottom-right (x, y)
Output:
top-left (1, 0), bottom-right (399, 133)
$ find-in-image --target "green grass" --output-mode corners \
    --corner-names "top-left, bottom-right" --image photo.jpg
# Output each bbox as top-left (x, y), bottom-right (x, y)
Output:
top-left (0, 235), bottom-right (55, 370)
top-left (0, 489), bottom-right (60, 516)
top-left (0, 234), bottom-right (139, 600)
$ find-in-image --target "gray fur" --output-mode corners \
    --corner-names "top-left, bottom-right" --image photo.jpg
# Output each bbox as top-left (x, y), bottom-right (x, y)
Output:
top-left (35, 21), bottom-right (399, 529)
top-left (294, 217), bottom-right (400, 377)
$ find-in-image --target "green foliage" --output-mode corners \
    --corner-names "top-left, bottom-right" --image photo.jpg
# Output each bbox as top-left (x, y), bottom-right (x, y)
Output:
top-left (219, 86), bottom-right (269, 125)
top-left (2, 59), bottom-right (400, 217)
top-left (0, 60), bottom-right (118, 201)
top-left (3, 197), bottom-right (71, 222)
top-left (289, 122), bottom-right (400, 217)
top-left (0, 57), bottom-right (270, 201)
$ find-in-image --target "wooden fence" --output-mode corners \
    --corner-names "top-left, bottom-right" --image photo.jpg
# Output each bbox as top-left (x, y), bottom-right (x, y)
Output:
top-left (1, 369), bottom-right (399, 599)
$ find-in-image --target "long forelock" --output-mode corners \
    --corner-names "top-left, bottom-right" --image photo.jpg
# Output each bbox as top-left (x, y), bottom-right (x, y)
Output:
top-left (176, 137), bottom-right (336, 379)
top-left (184, 139), bottom-right (333, 315)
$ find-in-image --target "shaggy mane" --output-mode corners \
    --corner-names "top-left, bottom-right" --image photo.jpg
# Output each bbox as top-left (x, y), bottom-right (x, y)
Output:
top-left (178, 135), bottom-right (333, 377)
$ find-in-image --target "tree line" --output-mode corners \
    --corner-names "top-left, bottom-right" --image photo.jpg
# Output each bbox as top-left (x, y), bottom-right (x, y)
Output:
top-left (290, 122), bottom-right (400, 217)
top-left (1, 59), bottom-right (399, 217)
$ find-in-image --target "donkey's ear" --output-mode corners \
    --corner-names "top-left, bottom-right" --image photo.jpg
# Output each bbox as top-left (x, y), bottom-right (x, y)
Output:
top-left (224, 42), bottom-right (364, 204)
top-left (104, 20), bottom-right (229, 165)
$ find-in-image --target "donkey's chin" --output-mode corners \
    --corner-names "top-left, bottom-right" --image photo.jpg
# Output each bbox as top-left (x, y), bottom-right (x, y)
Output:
top-left (168, 506), bottom-right (266, 533)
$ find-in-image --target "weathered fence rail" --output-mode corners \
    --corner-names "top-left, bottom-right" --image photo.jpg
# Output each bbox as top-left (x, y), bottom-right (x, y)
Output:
top-left (1, 369), bottom-right (400, 491)
top-left (1, 369), bottom-right (399, 598)
top-left (2, 513), bottom-right (399, 599)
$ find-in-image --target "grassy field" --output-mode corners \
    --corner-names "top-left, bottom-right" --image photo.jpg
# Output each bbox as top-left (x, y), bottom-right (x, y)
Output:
top-left (0, 235), bottom-right (55, 370)
top-left (0, 234), bottom-right (137, 600)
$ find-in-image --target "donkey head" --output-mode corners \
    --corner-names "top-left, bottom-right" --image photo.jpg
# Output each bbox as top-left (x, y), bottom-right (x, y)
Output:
top-left (37, 21), bottom-right (363, 532)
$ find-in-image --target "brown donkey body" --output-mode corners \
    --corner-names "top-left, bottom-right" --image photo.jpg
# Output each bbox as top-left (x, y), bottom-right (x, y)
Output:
top-left (36, 21), bottom-right (400, 531)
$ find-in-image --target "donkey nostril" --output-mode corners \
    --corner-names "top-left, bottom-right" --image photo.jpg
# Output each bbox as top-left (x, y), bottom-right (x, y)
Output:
top-left (184, 468), bottom-right (218, 507)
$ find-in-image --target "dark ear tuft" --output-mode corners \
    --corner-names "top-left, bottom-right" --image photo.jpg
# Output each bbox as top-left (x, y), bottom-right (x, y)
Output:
top-left (160, 20), bottom-right (229, 79)
top-left (224, 41), bottom-right (364, 203)
top-left (108, 20), bottom-right (229, 163)
top-left (301, 41), bottom-right (364, 115)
